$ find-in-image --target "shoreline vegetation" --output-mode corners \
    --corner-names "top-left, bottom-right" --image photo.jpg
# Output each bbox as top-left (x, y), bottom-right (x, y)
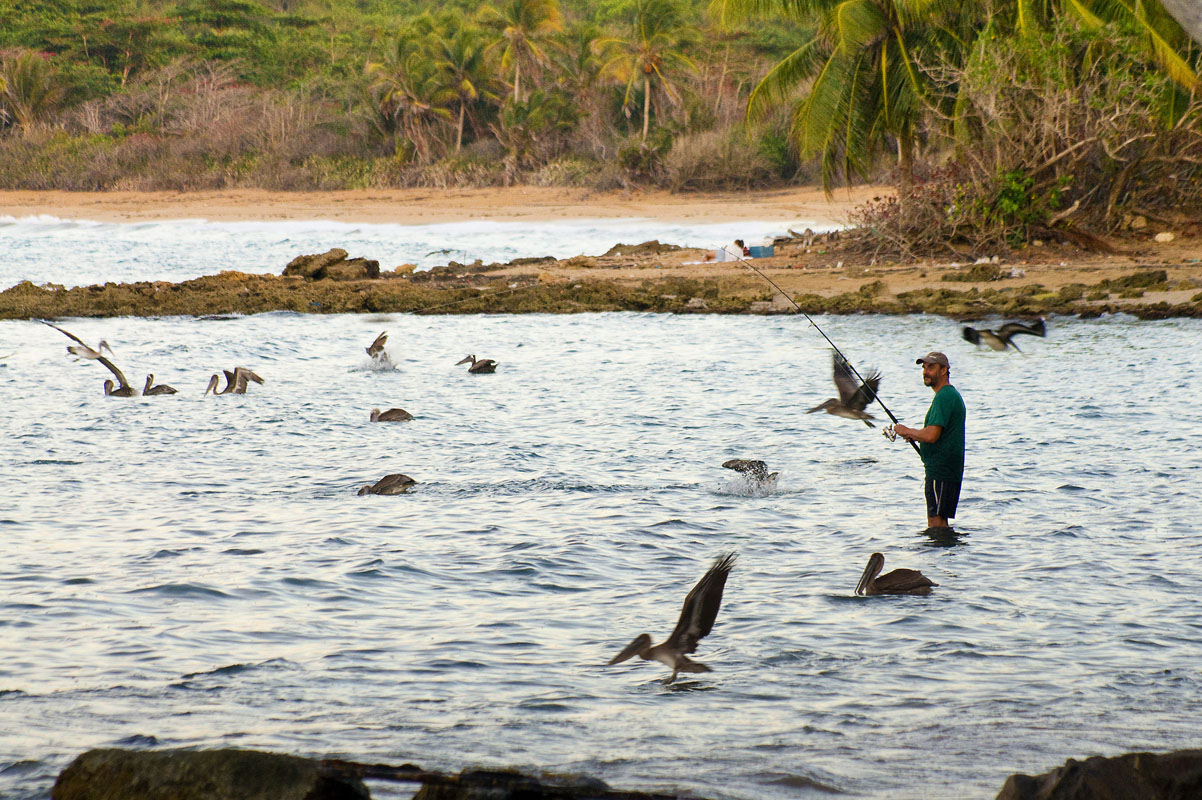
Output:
top-left (3, 187), bottom-right (1200, 321)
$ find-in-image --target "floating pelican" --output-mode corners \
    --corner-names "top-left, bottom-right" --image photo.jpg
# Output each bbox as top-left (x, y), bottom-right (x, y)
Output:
top-left (456, 354), bottom-right (497, 374)
top-left (722, 459), bottom-right (778, 487)
top-left (855, 552), bottom-right (937, 596)
top-left (366, 331), bottom-right (393, 366)
top-left (357, 473), bottom-right (416, 495)
top-left (143, 374), bottom-right (178, 395)
top-left (807, 351), bottom-right (880, 427)
top-left (607, 552), bottom-right (735, 684)
top-left (42, 321), bottom-right (136, 396)
top-left (370, 407), bottom-right (413, 422)
top-left (962, 319), bottom-right (1046, 352)
top-left (204, 367), bottom-right (264, 395)
top-left (104, 379), bottom-right (137, 397)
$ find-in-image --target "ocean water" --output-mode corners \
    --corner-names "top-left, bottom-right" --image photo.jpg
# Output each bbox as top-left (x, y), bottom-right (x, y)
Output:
top-left (1, 222), bottom-right (1201, 800)
top-left (0, 215), bottom-right (822, 289)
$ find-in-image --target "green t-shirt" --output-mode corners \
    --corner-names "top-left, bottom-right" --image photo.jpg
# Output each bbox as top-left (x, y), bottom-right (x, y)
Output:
top-left (919, 385), bottom-right (965, 481)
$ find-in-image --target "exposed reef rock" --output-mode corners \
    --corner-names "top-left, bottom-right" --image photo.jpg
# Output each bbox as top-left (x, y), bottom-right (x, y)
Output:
top-left (52, 748), bottom-right (369, 800)
top-left (602, 240), bottom-right (682, 256)
top-left (283, 248), bottom-right (380, 281)
top-left (996, 749), bottom-right (1202, 800)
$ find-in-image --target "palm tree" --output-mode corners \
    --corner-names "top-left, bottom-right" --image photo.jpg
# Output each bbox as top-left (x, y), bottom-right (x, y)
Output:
top-left (740, 0), bottom-right (962, 191)
top-left (0, 50), bottom-right (65, 131)
top-left (366, 29), bottom-right (455, 162)
top-left (599, 0), bottom-right (697, 142)
top-left (431, 26), bottom-right (497, 152)
top-left (480, 0), bottom-right (563, 103)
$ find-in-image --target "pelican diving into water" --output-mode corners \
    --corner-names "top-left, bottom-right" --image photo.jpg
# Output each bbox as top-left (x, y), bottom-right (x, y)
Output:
top-left (722, 459), bottom-right (778, 487)
top-left (143, 374), bottom-right (178, 395)
top-left (366, 331), bottom-right (393, 366)
top-left (370, 407), bottom-right (413, 422)
top-left (808, 351), bottom-right (881, 427)
top-left (204, 367), bottom-right (264, 395)
top-left (456, 354), bottom-right (497, 374)
top-left (357, 473), bottom-right (416, 495)
top-left (962, 319), bottom-right (1046, 352)
top-left (855, 552), bottom-right (937, 596)
top-left (607, 552), bottom-right (735, 684)
top-left (42, 321), bottom-right (136, 396)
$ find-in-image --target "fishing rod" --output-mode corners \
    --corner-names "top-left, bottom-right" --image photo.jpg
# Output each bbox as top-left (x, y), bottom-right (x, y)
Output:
top-left (724, 248), bottom-right (921, 457)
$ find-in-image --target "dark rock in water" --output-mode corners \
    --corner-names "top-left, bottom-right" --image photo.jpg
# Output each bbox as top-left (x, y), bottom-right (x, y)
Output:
top-left (996, 749), bottom-right (1202, 800)
top-left (413, 768), bottom-right (611, 800)
top-left (602, 240), bottom-right (681, 257)
top-left (52, 748), bottom-right (369, 800)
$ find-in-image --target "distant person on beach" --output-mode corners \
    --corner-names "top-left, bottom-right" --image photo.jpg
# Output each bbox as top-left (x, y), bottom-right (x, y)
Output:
top-left (736, 238), bottom-right (750, 256)
top-left (893, 352), bottom-right (965, 529)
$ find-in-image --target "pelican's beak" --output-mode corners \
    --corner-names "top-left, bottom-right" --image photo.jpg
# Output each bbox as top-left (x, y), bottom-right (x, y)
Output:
top-left (855, 554), bottom-right (882, 596)
top-left (607, 634), bottom-right (649, 665)
top-left (456, 356), bottom-right (473, 366)
top-left (806, 403), bottom-right (824, 414)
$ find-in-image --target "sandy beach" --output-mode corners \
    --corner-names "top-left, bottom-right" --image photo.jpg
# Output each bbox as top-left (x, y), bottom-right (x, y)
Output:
top-left (0, 186), bottom-right (882, 226)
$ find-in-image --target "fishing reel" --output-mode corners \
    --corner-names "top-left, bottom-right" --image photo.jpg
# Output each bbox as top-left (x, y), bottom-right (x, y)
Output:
top-left (882, 424), bottom-right (897, 442)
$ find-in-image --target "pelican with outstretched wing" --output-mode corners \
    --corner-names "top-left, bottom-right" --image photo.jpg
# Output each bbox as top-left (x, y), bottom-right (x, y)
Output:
top-left (607, 552), bottom-right (735, 684)
top-left (855, 552), bottom-right (937, 596)
top-left (807, 351), bottom-right (880, 427)
top-left (366, 331), bottom-right (393, 366)
top-left (722, 459), bottom-right (778, 487)
top-left (204, 367), bottom-right (264, 395)
top-left (962, 319), bottom-right (1046, 351)
top-left (42, 320), bottom-right (135, 396)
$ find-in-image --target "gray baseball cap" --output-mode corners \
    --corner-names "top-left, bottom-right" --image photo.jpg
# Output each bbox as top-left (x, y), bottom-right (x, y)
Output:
top-left (916, 351), bottom-right (950, 367)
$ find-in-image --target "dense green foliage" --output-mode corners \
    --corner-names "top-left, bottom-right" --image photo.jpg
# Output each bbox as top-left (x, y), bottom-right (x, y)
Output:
top-left (1, 0), bottom-right (1199, 249)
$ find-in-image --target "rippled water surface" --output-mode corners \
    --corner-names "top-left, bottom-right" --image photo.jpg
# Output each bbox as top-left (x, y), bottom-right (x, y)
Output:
top-left (3, 301), bottom-right (1202, 798)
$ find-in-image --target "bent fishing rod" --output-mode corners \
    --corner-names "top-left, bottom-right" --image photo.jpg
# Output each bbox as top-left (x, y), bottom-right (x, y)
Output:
top-left (725, 249), bottom-right (921, 457)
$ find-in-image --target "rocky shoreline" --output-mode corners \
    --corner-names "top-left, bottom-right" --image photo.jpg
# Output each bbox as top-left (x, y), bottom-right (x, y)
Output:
top-left (49, 745), bottom-right (1202, 799)
top-left (4, 234), bottom-right (1201, 320)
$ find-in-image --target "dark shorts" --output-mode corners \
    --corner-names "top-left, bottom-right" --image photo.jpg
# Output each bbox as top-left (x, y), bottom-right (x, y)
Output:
top-left (925, 478), bottom-right (961, 520)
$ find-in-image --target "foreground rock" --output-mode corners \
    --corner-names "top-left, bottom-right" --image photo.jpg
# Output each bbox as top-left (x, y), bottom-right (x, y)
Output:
top-left (53, 749), bottom-right (716, 800)
top-left (996, 748), bottom-right (1202, 800)
top-left (52, 748), bottom-right (369, 800)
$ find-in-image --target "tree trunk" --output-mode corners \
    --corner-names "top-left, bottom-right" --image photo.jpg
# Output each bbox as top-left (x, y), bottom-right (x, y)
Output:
top-left (456, 103), bottom-right (465, 152)
top-left (897, 131), bottom-right (915, 189)
top-left (642, 75), bottom-right (651, 142)
top-left (514, 62), bottom-right (522, 104)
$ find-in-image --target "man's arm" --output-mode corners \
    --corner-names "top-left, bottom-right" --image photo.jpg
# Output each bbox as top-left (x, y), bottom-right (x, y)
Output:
top-left (895, 423), bottom-right (942, 444)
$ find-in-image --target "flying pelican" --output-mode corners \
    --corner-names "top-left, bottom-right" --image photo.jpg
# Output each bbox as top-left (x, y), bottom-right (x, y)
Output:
top-left (962, 319), bottom-right (1046, 352)
top-left (607, 552), bottom-right (735, 684)
top-left (366, 331), bottom-right (393, 366)
top-left (456, 355), bottom-right (497, 374)
top-left (42, 321), bottom-right (136, 396)
top-left (204, 367), bottom-right (264, 395)
top-left (143, 374), bottom-right (178, 395)
top-left (855, 552), bottom-right (937, 596)
top-left (807, 351), bottom-right (880, 427)
top-left (357, 473), bottom-right (416, 495)
top-left (67, 339), bottom-right (113, 361)
top-left (370, 407), bottom-right (413, 422)
top-left (722, 459), bottom-right (778, 487)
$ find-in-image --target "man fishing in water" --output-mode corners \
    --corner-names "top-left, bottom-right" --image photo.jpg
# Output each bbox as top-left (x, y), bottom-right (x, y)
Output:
top-left (892, 352), bottom-right (965, 530)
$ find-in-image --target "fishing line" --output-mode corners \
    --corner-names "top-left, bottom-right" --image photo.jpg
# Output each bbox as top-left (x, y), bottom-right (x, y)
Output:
top-left (723, 247), bottom-right (921, 456)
